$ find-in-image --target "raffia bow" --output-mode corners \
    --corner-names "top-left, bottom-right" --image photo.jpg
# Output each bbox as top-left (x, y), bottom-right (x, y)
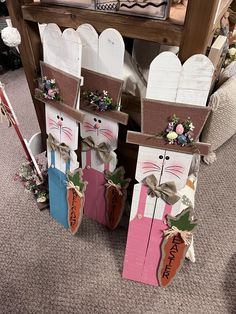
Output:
top-left (164, 226), bottom-right (193, 246)
top-left (143, 174), bottom-right (180, 205)
top-left (82, 136), bottom-right (112, 164)
top-left (66, 180), bottom-right (83, 198)
top-left (105, 179), bottom-right (123, 196)
top-left (47, 133), bottom-right (71, 162)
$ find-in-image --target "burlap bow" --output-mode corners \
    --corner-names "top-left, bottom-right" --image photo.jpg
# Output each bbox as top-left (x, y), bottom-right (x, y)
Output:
top-left (47, 133), bottom-right (70, 162)
top-left (143, 174), bottom-right (180, 205)
top-left (82, 136), bottom-right (112, 163)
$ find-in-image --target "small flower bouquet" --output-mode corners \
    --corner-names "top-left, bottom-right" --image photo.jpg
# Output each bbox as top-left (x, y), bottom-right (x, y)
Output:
top-left (36, 76), bottom-right (62, 101)
top-left (83, 90), bottom-right (119, 112)
top-left (163, 114), bottom-right (195, 146)
top-left (15, 160), bottom-right (49, 204)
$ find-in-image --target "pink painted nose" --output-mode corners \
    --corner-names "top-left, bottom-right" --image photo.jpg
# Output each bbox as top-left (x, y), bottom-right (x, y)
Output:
top-left (57, 120), bottom-right (63, 127)
top-left (94, 123), bottom-right (100, 129)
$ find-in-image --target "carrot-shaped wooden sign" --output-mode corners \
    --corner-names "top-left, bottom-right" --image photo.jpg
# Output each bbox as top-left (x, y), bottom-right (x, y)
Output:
top-left (105, 166), bottom-right (130, 230)
top-left (67, 169), bottom-right (87, 235)
top-left (158, 207), bottom-right (197, 287)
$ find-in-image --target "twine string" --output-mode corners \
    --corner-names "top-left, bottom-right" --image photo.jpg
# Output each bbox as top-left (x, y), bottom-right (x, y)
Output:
top-left (66, 181), bottom-right (83, 198)
top-left (105, 179), bottom-right (123, 196)
top-left (164, 226), bottom-right (193, 246)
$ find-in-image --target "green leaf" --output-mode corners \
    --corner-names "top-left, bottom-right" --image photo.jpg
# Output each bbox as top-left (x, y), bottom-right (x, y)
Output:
top-left (67, 169), bottom-right (86, 192)
top-left (168, 208), bottom-right (197, 232)
top-left (106, 166), bottom-right (131, 188)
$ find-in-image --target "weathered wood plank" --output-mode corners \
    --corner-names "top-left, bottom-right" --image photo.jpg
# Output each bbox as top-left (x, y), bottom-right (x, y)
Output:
top-left (21, 3), bottom-right (183, 46)
top-left (179, 0), bottom-right (219, 62)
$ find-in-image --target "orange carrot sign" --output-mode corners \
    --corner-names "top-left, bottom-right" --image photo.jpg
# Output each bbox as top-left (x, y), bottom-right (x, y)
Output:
top-left (67, 169), bottom-right (87, 235)
top-left (158, 208), bottom-right (197, 287)
top-left (105, 167), bottom-right (131, 230)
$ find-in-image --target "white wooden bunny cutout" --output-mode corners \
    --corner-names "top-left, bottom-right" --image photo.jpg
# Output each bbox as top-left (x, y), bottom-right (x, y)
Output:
top-left (123, 52), bottom-right (214, 286)
top-left (77, 25), bottom-right (129, 227)
top-left (41, 24), bottom-right (85, 231)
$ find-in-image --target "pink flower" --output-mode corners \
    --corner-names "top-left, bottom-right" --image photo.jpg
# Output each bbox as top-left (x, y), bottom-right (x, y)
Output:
top-left (47, 89), bottom-right (56, 98)
top-left (176, 123), bottom-right (184, 135)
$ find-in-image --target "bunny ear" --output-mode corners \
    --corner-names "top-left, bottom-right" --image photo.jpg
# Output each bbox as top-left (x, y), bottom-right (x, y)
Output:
top-left (146, 51), bottom-right (182, 102)
top-left (42, 23), bottom-right (82, 78)
top-left (61, 28), bottom-right (82, 78)
top-left (98, 28), bottom-right (125, 79)
top-left (176, 54), bottom-right (214, 107)
top-left (77, 24), bottom-right (99, 72)
top-left (43, 23), bottom-right (62, 67)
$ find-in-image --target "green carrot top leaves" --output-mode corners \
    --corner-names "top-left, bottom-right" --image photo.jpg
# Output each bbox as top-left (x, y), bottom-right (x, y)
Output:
top-left (167, 207), bottom-right (197, 232)
top-left (67, 168), bottom-right (87, 193)
top-left (105, 166), bottom-right (131, 189)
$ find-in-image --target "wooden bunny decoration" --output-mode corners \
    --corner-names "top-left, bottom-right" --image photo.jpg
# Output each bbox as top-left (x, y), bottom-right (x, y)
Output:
top-left (77, 25), bottom-right (129, 228)
top-left (123, 52), bottom-right (214, 286)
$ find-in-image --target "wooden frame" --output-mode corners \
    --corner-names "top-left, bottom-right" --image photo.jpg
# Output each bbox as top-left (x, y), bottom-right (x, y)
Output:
top-left (6, 0), bottom-right (235, 144)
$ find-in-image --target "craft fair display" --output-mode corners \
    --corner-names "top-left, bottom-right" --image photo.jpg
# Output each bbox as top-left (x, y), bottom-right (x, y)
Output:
top-left (122, 52), bottom-right (214, 286)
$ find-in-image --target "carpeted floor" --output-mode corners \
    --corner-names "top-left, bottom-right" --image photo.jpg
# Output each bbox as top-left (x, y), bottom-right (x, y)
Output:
top-left (0, 68), bottom-right (235, 314)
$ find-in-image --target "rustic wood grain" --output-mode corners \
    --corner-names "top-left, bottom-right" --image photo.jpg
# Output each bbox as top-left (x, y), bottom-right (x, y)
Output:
top-left (35, 94), bottom-right (85, 123)
top-left (21, 3), bottom-right (183, 46)
top-left (126, 131), bottom-right (211, 156)
top-left (179, 0), bottom-right (219, 62)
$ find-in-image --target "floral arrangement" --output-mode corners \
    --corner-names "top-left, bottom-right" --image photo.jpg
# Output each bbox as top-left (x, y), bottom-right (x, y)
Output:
top-left (83, 90), bottom-right (119, 112)
top-left (15, 160), bottom-right (48, 204)
top-left (36, 76), bottom-right (62, 101)
top-left (163, 114), bottom-right (195, 146)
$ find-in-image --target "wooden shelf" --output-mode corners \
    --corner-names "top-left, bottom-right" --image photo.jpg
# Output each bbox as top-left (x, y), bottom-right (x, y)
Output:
top-left (22, 3), bottom-right (184, 46)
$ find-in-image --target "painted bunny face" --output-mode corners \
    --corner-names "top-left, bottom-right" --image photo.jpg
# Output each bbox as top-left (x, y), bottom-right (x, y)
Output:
top-left (136, 146), bottom-right (193, 190)
top-left (45, 105), bottom-right (78, 150)
top-left (80, 112), bottom-right (118, 149)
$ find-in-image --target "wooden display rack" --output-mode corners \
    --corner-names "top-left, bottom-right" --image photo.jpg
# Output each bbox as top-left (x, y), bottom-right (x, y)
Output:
top-left (6, 0), bottom-right (235, 145)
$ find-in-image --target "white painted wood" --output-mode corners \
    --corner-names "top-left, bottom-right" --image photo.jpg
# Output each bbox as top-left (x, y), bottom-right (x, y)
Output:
top-left (80, 112), bottom-right (119, 149)
top-left (77, 24), bottom-right (99, 72)
top-left (146, 51), bottom-right (182, 102)
top-left (208, 35), bottom-right (227, 68)
top-left (43, 23), bottom-right (62, 69)
top-left (28, 132), bottom-right (44, 156)
top-left (135, 146), bottom-right (165, 183)
top-left (160, 150), bottom-right (193, 190)
top-left (24, 138), bottom-right (43, 182)
top-left (45, 105), bottom-right (78, 151)
top-left (176, 54), bottom-right (214, 106)
top-left (129, 183), bottom-right (156, 221)
top-left (43, 24), bottom-right (82, 78)
top-left (98, 28), bottom-right (125, 79)
top-left (80, 112), bottom-right (118, 173)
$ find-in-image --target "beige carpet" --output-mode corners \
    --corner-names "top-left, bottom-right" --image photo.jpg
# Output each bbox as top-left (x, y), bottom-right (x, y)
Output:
top-left (0, 68), bottom-right (235, 314)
